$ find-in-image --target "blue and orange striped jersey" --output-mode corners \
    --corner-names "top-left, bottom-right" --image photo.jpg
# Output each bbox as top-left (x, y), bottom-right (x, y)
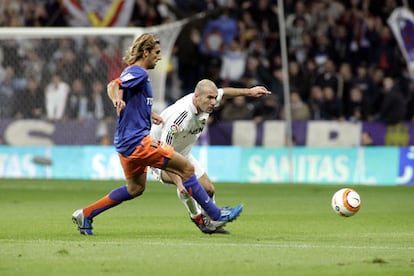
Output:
top-left (114, 65), bottom-right (153, 156)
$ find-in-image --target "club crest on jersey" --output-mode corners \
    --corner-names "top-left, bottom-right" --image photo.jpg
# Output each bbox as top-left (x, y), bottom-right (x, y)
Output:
top-left (169, 124), bottom-right (179, 134)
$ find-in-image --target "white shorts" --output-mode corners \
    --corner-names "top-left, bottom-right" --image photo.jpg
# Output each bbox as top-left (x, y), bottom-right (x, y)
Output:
top-left (150, 154), bottom-right (205, 184)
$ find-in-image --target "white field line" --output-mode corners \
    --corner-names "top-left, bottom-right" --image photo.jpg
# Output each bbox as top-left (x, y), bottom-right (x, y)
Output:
top-left (1, 239), bottom-right (414, 251)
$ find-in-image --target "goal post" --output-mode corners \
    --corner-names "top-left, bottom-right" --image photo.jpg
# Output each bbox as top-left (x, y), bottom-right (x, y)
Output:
top-left (0, 20), bottom-right (189, 113)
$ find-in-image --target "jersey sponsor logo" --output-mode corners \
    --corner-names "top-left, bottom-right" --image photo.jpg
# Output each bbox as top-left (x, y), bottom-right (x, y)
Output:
top-left (189, 127), bottom-right (204, 135)
top-left (146, 97), bottom-right (153, 105)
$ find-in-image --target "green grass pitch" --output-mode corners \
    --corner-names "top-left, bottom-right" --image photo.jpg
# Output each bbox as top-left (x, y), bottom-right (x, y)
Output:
top-left (0, 179), bottom-right (413, 276)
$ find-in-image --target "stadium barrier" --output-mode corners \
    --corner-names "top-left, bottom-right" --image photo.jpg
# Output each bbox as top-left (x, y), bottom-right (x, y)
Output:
top-left (0, 145), bottom-right (413, 185)
top-left (1, 119), bottom-right (413, 146)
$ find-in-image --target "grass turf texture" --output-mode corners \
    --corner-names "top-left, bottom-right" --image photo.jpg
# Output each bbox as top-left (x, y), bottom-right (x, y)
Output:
top-left (0, 179), bottom-right (413, 276)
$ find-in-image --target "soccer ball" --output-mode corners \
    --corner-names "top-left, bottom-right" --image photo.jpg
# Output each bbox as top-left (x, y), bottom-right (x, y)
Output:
top-left (331, 188), bottom-right (361, 217)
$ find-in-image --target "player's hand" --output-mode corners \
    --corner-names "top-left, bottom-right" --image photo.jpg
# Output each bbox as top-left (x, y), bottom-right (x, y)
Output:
top-left (176, 182), bottom-right (189, 195)
top-left (249, 86), bottom-right (271, 97)
top-left (151, 112), bottom-right (164, 125)
top-left (113, 99), bottom-right (126, 115)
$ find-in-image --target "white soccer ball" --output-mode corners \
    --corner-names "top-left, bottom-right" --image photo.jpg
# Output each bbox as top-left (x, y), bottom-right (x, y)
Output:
top-left (331, 188), bottom-right (361, 217)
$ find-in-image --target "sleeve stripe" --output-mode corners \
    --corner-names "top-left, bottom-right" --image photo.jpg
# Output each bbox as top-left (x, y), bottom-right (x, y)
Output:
top-left (173, 111), bottom-right (188, 125)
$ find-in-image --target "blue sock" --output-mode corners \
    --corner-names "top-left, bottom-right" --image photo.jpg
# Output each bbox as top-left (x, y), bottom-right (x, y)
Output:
top-left (84, 185), bottom-right (133, 219)
top-left (109, 185), bottom-right (133, 201)
top-left (183, 175), bottom-right (221, 220)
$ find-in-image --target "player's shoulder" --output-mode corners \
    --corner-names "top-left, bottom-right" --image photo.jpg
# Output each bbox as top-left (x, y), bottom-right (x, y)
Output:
top-left (166, 93), bottom-right (193, 112)
top-left (120, 65), bottom-right (147, 80)
top-left (160, 96), bottom-right (194, 125)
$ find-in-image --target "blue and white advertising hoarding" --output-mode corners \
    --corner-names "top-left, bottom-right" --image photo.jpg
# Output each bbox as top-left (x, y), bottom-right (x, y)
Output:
top-left (0, 145), bottom-right (411, 185)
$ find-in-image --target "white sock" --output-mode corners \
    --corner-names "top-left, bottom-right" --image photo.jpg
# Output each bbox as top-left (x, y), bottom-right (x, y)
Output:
top-left (176, 188), bottom-right (201, 218)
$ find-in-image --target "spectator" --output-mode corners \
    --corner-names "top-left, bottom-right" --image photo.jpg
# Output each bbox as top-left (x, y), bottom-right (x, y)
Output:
top-left (15, 77), bottom-right (44, 119)
top-left (221, 96), bottom-right (253, 121)
top-left (129, 0), bottom-right (164, 27)
top-left (375, 24), bottom-right (398, 77)
top-left (329, 24), bottom-right (351, 65)
top-left (0, 1), bottom-right (23, 26)
top-left (219, 37), bottom-right (247, 87)
top-left (241, 54), bottom-right (260, 88)
top-left (280, 90), bottom-right (311, 121)
top-left (337, 62), bottom-right (353, 109)
top-left (344, 86), bottom-right (369, 122)
top-left (320, 86), bottom-right (344, 120)
top-left (237, 9), bottom-right (259, 47)
top-left (244, 0), bottom-right (279, 36)
top-left (301, 59), bottom-right (318, 99)
top-left (58, 47), bottom-right (84, 84)
top-left (377, 76), bottom-right (406, 125)
top-left (288, 61), bottom-right (307, 102)
top-left (286, 14), bottom-right (309, 55)
top-left (44, 73), bottom-right (69, 121)
top-left (285, 1), bottom-right (313, 51)
top-left (308, 85), bottom-right (324, 120)
top-left (371, 66), bottom-right (386, 117)
top-left (81, 37), bottom-right (109, 85)
top-left (294, 31), bottom-right (313, 65)
top-left (310, 33), bottom-right (335, 67)
top-left (101, 44), bottom-right (124, 83)
top-left (65, 78), bottom-right (89, 121)
top-left (344, 3), bottom-right (379, 68)
top-left (0, 65), bottom-right (25, 118)
top-left (351, 64), bottom-right (377, 117)
top-left (313, 59), bottom-right (339, 97)
top-left (252, 94), bottom-right (280, 123)
top-left (176, 27), bottom-right (203, 96)
top-left (270, 64), bottom-right (285, 103)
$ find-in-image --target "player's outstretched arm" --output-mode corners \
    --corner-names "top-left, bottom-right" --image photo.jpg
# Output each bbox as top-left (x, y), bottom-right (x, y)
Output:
top-left (222, 86), bottom-right (271, 99)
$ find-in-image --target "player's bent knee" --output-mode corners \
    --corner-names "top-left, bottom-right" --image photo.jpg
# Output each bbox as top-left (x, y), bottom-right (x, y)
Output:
top-left (126, 185), bottom-right (145, 197)
top-left (180, 162), bottom-right (195, 180)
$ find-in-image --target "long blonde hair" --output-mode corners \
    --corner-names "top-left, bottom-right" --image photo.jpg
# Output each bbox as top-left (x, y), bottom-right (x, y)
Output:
top-left (123, 33), bottom-right (160, 65)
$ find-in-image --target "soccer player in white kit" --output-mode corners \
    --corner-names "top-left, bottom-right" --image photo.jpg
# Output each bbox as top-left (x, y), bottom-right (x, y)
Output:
top-left (151, 79), bottom-right (271, 234)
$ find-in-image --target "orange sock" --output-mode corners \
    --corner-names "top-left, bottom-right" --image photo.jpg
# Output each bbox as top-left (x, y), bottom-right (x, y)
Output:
top-left (83, 195), bottom-right (119, 219)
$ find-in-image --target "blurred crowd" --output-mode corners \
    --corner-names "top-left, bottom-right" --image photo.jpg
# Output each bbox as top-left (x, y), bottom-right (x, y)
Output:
top-left (1, 0), bottom-right (414, 142)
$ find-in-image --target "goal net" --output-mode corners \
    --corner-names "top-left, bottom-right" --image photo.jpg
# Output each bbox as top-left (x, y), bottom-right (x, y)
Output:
top-left (0, 20), bottom-right (188, 118)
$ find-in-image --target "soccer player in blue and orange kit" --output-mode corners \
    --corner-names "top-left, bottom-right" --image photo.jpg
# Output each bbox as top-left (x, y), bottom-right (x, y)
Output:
top-left (72, 33), bottom-right (243, 235)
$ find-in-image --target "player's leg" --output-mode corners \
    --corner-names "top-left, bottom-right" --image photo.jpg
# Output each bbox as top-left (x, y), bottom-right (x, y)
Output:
top-left (164, 151), bottom-right (243, 223)
top-left (183, 157), bottom-right (224, 232)
top-left (196, 172), bottom-right (230, 234)
top-left (72, 144), bottom-right (150, 235)
top-left (151, 167), bottom-right (215, 234)
top-left (187, 155), bottom-right (215, 198)
top-left (157, 170), bottom-right (202, 216)
top-left (72, 173), bottom-right (146, 235)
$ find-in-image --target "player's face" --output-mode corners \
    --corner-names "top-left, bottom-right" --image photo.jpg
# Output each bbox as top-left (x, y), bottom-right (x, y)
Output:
top-left (196, 89), bottom-right (218, 113)
top-left (147, 45), bottom-right (161, 69)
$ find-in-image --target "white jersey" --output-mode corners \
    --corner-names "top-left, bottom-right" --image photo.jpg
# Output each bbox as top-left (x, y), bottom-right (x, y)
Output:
top-left (151, 89), bottom-right (224, 157)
